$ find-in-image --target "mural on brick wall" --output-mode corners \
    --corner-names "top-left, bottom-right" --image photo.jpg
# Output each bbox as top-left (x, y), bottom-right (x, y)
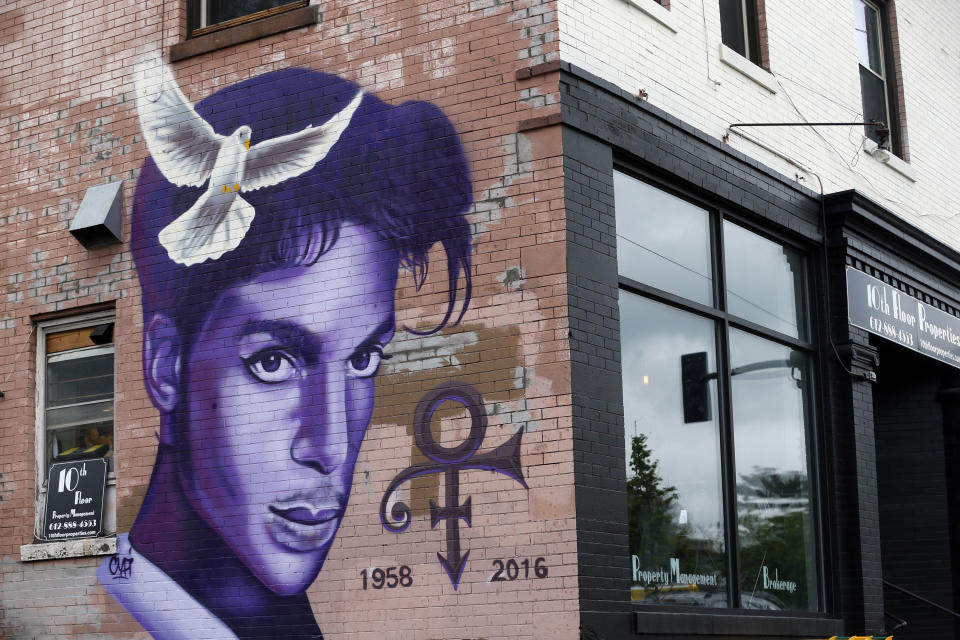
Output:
top-left (95, 61), bottom-right (527, 639)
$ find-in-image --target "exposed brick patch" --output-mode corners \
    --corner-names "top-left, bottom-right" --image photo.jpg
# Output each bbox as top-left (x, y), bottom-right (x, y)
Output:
top-left (517, 112), bottom-right (563, 132)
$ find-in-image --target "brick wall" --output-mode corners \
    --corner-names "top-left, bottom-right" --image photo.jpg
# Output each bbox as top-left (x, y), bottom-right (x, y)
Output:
top-left (0, 0), bottom-right (580, 638)
top-left (557, 0), bottom-right (960, 254)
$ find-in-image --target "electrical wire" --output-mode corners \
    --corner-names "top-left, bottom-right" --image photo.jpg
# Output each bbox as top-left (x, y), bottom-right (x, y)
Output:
top-left (700, 0), bottom-right (722, 88)
top-left (616, 232), bottom-right (800, 331)
top-left (2, 323), bottom-right (35, 388)
top-left (772, 75), bottom-right (922, 218)
top-left (770, 73), bottom-right (864, 119)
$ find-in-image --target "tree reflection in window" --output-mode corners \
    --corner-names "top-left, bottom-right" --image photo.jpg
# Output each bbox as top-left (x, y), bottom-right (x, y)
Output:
top-left (737, 468), bottom-right (813, 611)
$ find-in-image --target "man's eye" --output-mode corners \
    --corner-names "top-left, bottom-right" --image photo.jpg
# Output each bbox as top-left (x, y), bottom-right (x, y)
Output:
top-left (243, 351), bottom-right (299, 384)
top-left (347, 345), bottom-right (385, 378)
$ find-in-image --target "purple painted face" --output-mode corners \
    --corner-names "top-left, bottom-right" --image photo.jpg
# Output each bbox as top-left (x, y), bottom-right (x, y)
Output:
top-left (179, 221), bottom-right (398, 595)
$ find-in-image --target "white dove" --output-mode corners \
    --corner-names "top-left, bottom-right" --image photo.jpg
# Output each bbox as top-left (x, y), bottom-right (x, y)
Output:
top-left (134, 60), bottom-right (363, 266)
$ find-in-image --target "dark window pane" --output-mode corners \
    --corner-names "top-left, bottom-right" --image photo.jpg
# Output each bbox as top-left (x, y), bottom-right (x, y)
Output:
top-left (621, 292), bottom-right (728, 606)
top-left (45, 345), bottom-right (114, 469)
top-left (859, 66), bottom-right (890, 145)
top-left (614, 172), bottom-right (713, 305)
top-left (46, 399), bottom-right (114, 430)
top-left (723, 222), bottom-right (808, 340)
top-left (743, 0), bottom-right (761, 65)
top-left (719, 0), bottom-right (747, 57)
top-left (209, 0), bottom-right (290, 25)
top-left (46, 351), bottom-right (114, 408)
top-left (729, 330), bottom-right (819, 611)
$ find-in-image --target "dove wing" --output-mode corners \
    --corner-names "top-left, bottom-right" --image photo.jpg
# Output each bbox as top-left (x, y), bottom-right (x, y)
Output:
top-left (136, 60), bottom-right (224, 187)
top-left (242, 90), bottom-right (364, 192)
top-left (158, 191), bottom-right (256, 266)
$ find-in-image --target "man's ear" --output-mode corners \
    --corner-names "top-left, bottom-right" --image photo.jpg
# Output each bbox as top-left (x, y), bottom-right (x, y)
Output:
top-left (144, 313), bottom-right (182, 431)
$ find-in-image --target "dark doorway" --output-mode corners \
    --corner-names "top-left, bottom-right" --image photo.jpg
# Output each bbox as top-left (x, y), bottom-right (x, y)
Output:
top-left (872, 340), bottom-right (959, 639)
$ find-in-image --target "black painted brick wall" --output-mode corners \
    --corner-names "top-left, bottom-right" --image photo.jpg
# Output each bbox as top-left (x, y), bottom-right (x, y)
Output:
top-left (560, 63), bottom-right (855, 638)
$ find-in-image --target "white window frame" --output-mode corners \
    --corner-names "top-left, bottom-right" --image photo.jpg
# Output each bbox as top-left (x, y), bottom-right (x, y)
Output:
top-left (23, 311), bottom-right (117, 561)
top-left (855, 0), bottom-right (892, 132)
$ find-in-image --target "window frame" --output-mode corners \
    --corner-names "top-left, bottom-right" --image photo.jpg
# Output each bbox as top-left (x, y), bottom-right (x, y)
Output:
top-left (853, 0), bottom-right (906, 158)
top-left (614, 167), bottom-right (827, 613)
top-left (719, 0), bottom-right (768, 69)
top-left (187, 0), bottom-right (309, 38)
top-left (32, 310), bottom-right (117, 547)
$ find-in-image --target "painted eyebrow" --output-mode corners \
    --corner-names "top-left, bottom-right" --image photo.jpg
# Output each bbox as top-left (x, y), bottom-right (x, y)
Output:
top-left (236, 317), bottom-right (396, 359)
top-left (237, 320), bottom-right (321, 363)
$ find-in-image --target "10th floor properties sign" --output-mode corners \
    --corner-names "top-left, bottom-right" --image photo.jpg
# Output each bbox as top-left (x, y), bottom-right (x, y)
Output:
top-left (43, 458), bottom-right (107, 541)
top-left (846, 267), bottom-right (960, 369)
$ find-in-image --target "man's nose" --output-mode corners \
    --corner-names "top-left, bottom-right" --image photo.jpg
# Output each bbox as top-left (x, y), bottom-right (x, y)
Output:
top-left (290, 365), bottom-right (349, 474)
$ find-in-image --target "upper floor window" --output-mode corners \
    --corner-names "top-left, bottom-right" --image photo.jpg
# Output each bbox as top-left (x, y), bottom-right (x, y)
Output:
top-left (719, 0), bottom-right (763, 67)
top-left (35, 312), bottom-right (117, 542)
top-left (615, 170), bottom-right (822, 612)
top-left (853, 0), bottom-right (897, 151)
top-left (189, 0), bottom-right (308, 37)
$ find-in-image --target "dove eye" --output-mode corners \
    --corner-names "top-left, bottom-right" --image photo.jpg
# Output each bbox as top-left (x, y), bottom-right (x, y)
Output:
top-left (242, 349), bottom-right (300, 384)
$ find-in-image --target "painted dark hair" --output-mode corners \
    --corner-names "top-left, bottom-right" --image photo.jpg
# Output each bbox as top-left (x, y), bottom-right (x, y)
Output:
top-left (131, 68), bottom-right (473, 349)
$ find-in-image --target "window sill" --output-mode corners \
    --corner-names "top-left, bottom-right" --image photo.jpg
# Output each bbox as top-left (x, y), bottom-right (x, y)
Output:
top-left (633, 610), bottom-right (843, 637)
top-left (169, 4), bottom-right (318, 62)
top-left (719, 44), bottom-right (777, 94)
top-left (623, 0), bottom-right (678, 33)
top-left (862, 137), bottom-right (916, 182)
top-left (20, 536), bottom-right (116, 562)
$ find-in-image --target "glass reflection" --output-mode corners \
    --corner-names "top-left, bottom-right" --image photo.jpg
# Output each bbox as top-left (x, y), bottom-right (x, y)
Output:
top-left (723, 222), bottom-right (807, 339)
top-left (614, 172), bottom-right (713, 305)
top-left (854, 0), bottom-right (883, 75)
top-left (620, 292), bottom-right (727, 605)
top-left (209, 0), bottom-right (291, 26)
top-left (45, 349), bottom-right (115, 468)
top-left (729, 329), bottom-right (819, 611)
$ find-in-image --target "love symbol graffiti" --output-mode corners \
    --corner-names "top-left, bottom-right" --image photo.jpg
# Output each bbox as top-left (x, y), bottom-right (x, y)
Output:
top-left (380, 381), bottom-right (527, 589)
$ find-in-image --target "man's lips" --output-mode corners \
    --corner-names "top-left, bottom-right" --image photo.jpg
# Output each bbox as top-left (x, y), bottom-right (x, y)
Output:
top-left (269, 503), bottom-right (342, 526)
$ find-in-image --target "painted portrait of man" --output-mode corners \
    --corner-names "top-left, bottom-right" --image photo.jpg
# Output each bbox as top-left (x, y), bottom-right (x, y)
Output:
top-left (98, 67), bottom-right (473, 639)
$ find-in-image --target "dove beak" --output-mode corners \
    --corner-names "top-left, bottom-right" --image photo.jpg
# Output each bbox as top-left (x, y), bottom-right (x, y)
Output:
top-left (245, 140), bottom-right (250, 150)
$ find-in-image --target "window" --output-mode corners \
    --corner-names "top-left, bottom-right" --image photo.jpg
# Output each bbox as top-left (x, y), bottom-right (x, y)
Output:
top-left (189, 0), bottom-right (307, 37)
top-left (35, 312), bottom-right (116, 542)
top-left (853, 0), bottom-right (899, 151)
top-left (615, 171), bottom-right (821, 612)
top-left (719, 0), bottom-right (764, 67)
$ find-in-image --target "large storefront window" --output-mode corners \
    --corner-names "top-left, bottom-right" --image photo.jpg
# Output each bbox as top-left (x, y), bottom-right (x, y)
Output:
top-left (615, 170), bottom-right (821, 611)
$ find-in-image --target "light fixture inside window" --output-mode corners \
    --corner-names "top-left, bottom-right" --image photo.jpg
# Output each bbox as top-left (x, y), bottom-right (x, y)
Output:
top-left (89, 323), bottom-right (114, 345)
